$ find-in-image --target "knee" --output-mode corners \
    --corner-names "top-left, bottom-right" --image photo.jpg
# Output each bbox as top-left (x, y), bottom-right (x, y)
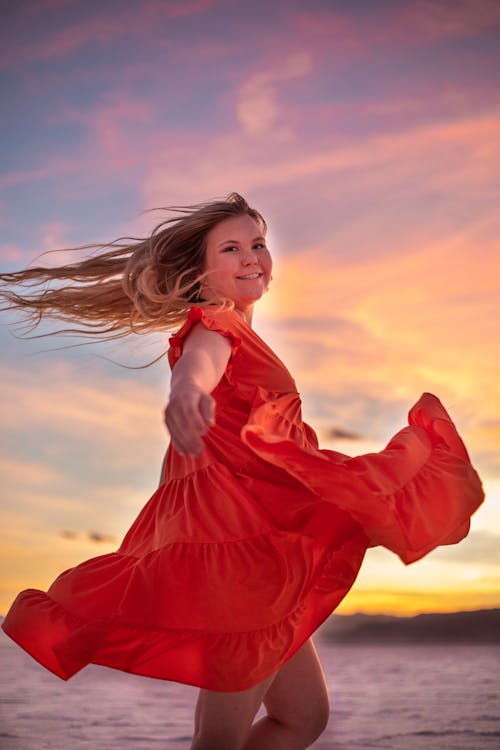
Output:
top-left (272, 693), bottom-right (330, 745)
top-left (302, 696), bottom-right (330, 743)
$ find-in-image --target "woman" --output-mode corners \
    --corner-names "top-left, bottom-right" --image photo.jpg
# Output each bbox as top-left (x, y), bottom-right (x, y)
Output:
top-left (1, 193), bottom-right (484, 749)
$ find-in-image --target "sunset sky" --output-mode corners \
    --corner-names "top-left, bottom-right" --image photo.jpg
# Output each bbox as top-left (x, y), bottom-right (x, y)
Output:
top-left (1, 0), bottom-right (499, 618)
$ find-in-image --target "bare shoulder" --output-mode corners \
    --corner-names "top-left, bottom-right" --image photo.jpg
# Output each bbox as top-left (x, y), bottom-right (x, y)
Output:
top-left (182, 321), bottom-right (232, 357)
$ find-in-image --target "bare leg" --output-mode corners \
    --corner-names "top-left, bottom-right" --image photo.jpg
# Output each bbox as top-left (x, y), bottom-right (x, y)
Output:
top-left (243, 638), bottom-right (330, 749)
top-left (190, 670), bottom-right (278, 750)
top-left (191, 638), bottom-right (330, 750)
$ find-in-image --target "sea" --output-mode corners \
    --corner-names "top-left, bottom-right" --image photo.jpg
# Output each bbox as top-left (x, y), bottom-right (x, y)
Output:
top-left (0, 631), bottom-right (499, 750)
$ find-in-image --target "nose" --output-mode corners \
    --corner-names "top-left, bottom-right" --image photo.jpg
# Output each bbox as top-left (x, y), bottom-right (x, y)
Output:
top-left (241, 247), bottom-right (258, 265)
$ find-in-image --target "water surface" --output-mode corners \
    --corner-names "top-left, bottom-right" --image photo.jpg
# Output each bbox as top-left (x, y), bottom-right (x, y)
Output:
top-left (1, 633), bottom-right (499, 749)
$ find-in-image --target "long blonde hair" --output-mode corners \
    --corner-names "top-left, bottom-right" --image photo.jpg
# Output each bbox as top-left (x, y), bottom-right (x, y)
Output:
top-left (0, 193), bottom-right (266, 341)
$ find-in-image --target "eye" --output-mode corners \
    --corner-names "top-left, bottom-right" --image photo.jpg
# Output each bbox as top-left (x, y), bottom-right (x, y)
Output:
top-left (222, 245), bottom-right (239, 253)
top-left (253, 243), bottom-right (267, 250)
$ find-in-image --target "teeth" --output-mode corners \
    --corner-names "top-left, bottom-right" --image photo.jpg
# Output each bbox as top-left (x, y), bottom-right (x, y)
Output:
top-left (237, 273), bottom-right (261, 279)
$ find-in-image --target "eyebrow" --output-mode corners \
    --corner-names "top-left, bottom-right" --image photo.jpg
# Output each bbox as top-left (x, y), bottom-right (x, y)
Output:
top-left (217, 236), bottom-right (266, 248)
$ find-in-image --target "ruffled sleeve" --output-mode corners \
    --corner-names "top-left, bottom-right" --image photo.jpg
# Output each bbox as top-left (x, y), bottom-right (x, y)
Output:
top-left (168, 306), bottom-right (242, 385)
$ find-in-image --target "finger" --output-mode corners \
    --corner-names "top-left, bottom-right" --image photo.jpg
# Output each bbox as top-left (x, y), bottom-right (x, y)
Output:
top-left (173, 415), bottom-right (205, 452)
top-left (167, 419), bottom-right (198, 455)
top-left (199, 393), bottom-right (216, 426)
top-left (164, 409), bottom-right (192, 455)
top-left (177, 394), bottom-right (211, 436)
top-left (175, 435), bottom-right (204, 456)
top-left (166, 409), bottom-right (206, 456)
top-left (166, 397), bottom-right (206, 437)
top-left (169, 424), bottom-right (204, 456)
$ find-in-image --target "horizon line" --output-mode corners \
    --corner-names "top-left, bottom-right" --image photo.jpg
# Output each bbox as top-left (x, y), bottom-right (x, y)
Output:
top-left (2, 606), bottom-right (500, 621)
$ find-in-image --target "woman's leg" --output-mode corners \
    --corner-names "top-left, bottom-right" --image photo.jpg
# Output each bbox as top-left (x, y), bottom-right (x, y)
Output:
top-left (243, 638), bottom-right (330, 750)
top-left (190, 670), bottom-right (278, 750)
top-left (191, 638), bottom-right (330, 750)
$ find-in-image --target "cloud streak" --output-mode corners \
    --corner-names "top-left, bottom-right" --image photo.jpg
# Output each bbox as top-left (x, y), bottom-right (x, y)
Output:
top-left (60, 529), bottom-right (118, 544)
top-left (1, 0), bottom-right (218, 70)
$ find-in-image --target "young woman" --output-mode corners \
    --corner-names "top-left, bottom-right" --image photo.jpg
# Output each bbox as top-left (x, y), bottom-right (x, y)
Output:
top-left (1, 193), bottom-right (484, 749)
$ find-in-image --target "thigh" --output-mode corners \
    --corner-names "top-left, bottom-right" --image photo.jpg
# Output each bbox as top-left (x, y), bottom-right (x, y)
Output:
top-left (263, 637), bottom-right (330, 732)
top-left (193, 670), bottom-right (278, 748)
top-left (193, 638), bottom-right (329, 747)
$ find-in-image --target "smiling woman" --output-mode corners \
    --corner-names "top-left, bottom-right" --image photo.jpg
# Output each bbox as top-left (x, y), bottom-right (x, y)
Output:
top-left (0, 192), bottom-right (485, 750)
top-left (202, 214), bottom-right (273, 325)
top-left (0, 193), bottom-right (267, 342)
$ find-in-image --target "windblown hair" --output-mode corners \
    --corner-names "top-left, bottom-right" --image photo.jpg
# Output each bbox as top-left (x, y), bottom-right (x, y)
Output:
top-left (0, 193), bottom-right (266, 341)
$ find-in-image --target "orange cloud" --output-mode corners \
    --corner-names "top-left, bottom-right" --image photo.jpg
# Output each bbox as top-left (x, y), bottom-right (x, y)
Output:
top-left (263, 239), bottom-right (498, 460)
top-left (0, 457), bottom-right (62, 487)
top-left (0, 360), bottom-right (168, 464)
top-left (139, 106), bottom-right (500, 216)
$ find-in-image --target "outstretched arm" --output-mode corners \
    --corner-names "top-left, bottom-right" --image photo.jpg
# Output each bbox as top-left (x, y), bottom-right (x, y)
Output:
top-left (164, 323), bottom-right (231, 456)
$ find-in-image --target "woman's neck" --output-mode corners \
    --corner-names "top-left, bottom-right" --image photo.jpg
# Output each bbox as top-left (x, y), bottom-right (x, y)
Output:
top-left (234, 303), bottom-right (254, 327)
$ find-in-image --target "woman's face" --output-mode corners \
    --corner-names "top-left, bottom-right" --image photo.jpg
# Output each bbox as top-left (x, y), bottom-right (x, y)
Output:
top-left (203, 214), bottom-right (272, 316)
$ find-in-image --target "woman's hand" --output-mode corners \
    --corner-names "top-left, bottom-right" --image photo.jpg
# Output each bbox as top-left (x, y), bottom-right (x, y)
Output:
top-left (164, 382), bottom-right (216, 456)
top-left (164, 321), bottom-right (231, 456)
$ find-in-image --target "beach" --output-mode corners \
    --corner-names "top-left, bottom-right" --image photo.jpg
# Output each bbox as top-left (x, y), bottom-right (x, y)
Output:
top-left (1, 629), bottom-right (499, 749)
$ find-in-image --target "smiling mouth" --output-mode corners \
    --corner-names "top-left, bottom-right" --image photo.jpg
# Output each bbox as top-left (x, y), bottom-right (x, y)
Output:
top-left (236, 273), bottom-right (262, 279)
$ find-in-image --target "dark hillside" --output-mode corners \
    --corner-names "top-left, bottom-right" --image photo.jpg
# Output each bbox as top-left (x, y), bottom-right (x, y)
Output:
top-left (317, 609), bottom-right (500, 643)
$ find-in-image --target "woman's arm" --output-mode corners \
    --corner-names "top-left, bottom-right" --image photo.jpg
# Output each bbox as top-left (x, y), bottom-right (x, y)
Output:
top-left (164, 323), bottom-right (231, 456)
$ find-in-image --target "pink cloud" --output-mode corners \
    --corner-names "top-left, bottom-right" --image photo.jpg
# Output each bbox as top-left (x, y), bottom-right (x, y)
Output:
top-left (288, 9), bottom-right (364, 56)
top-left (0, 243), bottom-right (26, 262)
top-left (236, 51), bottom-right (314, 136)
top-left (395, 0), bottom-right (500, 40)
top-left (0, 159), bottom-right (74, 190)
top-left (164, 0), bottom-right (216, 17)
top-left (4, 1), bottom-right (499, 79)
top-left (20, 0), bottom-right (82, 14)
top-left (139, 108), bottom-right (500, 214)
top-left (123, 96), bottom-right (500, 453)
top-left (39, 221), bottom-right (70, 251)
top-left (1, 0), bottom-right (218, 70)
top-left (59, 90), bottom-right (156, 156)
top-left (289, 0), bottom-right (500, 58)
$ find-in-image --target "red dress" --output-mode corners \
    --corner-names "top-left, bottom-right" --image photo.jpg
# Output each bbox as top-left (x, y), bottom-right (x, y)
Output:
top-left (2, 306), bottom-right (484, 691)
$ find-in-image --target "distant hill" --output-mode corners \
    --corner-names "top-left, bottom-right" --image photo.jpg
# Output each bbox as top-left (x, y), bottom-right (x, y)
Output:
top-left (317, 609), bottom-right (500, 643)
top-left (2, 610), bottom-right (500, 644)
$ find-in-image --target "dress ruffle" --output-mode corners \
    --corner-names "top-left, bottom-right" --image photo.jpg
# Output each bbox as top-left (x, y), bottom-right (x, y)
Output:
top-left (1, 305), bottom-right (485, 692)
top-left (168, 305), bottom-right (242, 385)
top-left (242, 390), bottom-right (484, 564)
top-left (1, 458), bottom-right (367, 690)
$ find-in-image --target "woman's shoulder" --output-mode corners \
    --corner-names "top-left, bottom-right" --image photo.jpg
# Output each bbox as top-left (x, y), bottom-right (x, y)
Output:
top-left (187, 303), bottom-right (245, 323)
top-left (196, 303), bottom-right (244, 324)
top-left (176, 304), bottom-right (246, 337)
top-left (168, 305), bottom-right (245, 369)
